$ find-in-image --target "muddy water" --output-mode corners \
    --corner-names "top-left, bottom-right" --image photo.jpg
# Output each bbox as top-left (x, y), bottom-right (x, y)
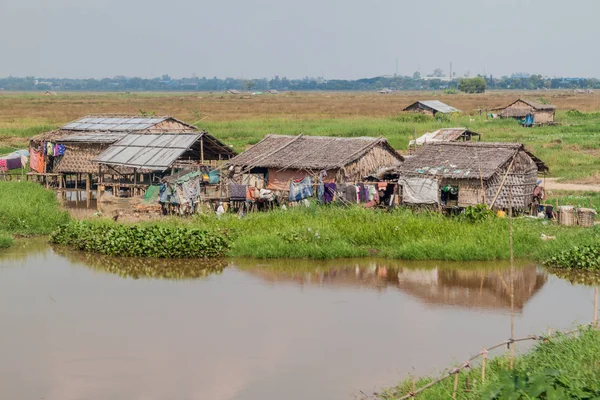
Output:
top-left (0, 240), bottom-right (597, 400)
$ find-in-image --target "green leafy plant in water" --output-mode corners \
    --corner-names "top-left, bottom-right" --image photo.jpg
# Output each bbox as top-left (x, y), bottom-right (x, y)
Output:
top-left (543, 245), bottom-right (600, 270)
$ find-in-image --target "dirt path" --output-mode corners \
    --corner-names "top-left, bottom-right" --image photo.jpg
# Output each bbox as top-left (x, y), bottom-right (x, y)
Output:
top-left (544, 178), bottom-right (600, 192)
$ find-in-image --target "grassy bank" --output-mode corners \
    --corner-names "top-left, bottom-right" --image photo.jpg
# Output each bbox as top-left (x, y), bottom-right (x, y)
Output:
top-left (54, 206), bottom-right (599, 260)
top-left (0, 182), bottom-right (70, 249)
top-left (381, 328), bottom-right (600, 399)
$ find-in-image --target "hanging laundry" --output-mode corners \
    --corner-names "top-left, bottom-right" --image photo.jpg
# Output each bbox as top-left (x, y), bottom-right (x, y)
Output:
top-left (46, 142), bottom-right (54, 156)
top-left (346, 185), bottom-right (357, 203)
top-left (378, 182), bottom-right (388, 190)
top-left (289, 176), bottom-right (313, 202)
top-left (182, 179), bottom-right (200, 200)
top-left (323, 183), bottom-right (336, 204)
top-left (20, 155), bottom-right (28, 168)
top-left (6, 157), bottom-right (22, 170)
top-left (29, 149), bottom-right (45, 173)
top-left (0, 159), bottom-right (6, 172)
top-left (229, 184), bottom-right (247, 201)
top-left (368, 185), bottom-right (377, 202)
top-left (317, 175), bottom-right (324, 203)
top-left (53, 144), bottom-right (66, 156)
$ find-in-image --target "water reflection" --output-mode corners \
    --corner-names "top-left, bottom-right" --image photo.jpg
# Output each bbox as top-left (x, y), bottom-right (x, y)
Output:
top-left (234, 258), bottom-right (547, 312)
top-left (52, 246), bottom-right (226, 280)
top-left (0, 237), bottom-right (50, 263)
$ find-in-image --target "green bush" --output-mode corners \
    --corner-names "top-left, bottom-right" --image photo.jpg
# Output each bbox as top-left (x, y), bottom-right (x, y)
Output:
top-left (51, 220), bottom-right (229, 258)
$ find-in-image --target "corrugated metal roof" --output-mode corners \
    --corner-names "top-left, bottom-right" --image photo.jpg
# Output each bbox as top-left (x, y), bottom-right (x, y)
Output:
top-left (94, 134), bottom-right (200, 170)
top-left (56, 133), bottom-right (127, 143)
top-left (61, 116), bottom-right (169, 131)
top-left (405, 100), bottom-right (461, 114)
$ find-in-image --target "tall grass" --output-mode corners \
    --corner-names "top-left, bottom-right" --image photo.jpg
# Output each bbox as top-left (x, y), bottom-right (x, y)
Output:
top-left (167, 206), bottom-right (599, 260)
top-left (382, 328), bottom-right (600, 399)
top-left (0, 182), bottom-right (69, 236)
top-left (0, 232), bottom-right (13, 248)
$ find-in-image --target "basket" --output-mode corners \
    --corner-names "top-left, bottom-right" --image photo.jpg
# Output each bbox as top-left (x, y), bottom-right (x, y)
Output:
top-left (576, 208), bottom-right (597, 227)
top-left (558, 206), bottom-right (575, 226)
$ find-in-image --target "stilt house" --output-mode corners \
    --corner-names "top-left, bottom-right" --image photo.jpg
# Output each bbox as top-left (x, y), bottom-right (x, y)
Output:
top-left (392, 142), bottom-right (548, 210)
top-left (225, 134), bottom-right (403, 191)
top-left (29, 115), bottom-right (197, 175)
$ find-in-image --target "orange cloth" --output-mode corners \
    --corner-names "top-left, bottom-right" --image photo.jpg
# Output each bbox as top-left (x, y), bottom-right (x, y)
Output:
top-left (29, 148), bottom-right (45, 173)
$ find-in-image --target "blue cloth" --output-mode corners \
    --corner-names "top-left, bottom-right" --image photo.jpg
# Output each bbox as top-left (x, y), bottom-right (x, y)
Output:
top-left (323, 183), bottom-right (336, 204)
top-left (289, 176), bottom-right (313, 202)
top-left (54, 144), bottom-right (66, 156)
top-left (317, 176), bottom-right (324, 203)
top-left (159, 184), bottom-right (168, 203)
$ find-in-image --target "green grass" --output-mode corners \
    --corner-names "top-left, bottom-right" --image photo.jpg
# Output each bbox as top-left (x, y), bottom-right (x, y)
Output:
top-left (381, 328), bottom-right (600, 399)
top-left (114, 205), bottom-right (598, 261)
top-left (0, 181), bottom-right (69, 237)
top-left (546, 190), bottom-right (600, 212)
top-left (0, 232), bottom-right (14, 248)
top-left (203, 111), bottom-right (600, 181)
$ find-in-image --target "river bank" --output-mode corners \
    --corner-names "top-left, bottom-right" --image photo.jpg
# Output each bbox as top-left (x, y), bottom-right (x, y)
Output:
top-left (0, 181), bottom-right (69, 248)
top-left (381, 327), bottom-right (600, 399)
top-left (50, 205), bottom-right (599, 261)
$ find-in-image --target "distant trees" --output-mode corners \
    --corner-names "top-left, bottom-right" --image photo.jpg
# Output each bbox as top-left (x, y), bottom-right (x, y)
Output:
top-left (0, 72), bottom-right (598, 92)
top-left (458, 77), bottom-right (486, 93)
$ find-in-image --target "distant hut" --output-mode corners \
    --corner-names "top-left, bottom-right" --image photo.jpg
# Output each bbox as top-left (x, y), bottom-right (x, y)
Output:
top-left (409, 127), bottom-right (480, 149)
top-left (500, 99), bottom-right (556, 124)
top-left (226, 89), bottom-right (241, 95)
top-left (225, 134), bottom-right (403, 191)
top-left (392, 142), bottom-right (548, 210)
top-left (29, 115), bottom-right (197, 176)
top-left (403, 100), bottom-right (460, 117)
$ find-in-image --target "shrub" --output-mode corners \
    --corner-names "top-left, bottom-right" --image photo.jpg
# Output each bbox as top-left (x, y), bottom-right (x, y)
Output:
top-left (543, 244), bottom-right (600, 270)
top-left (51, 221), bottom-right (229, 258)
top-left (0, 232), bottom-right (13, 249)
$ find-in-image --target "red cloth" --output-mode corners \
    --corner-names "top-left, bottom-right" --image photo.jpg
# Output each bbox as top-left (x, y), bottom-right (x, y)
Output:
top-left (0, 159), bottom-right (6, 172)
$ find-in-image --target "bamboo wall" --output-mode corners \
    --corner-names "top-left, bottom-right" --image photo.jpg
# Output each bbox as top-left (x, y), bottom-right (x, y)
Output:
top-left (484, 151), bottom-right (539, 209)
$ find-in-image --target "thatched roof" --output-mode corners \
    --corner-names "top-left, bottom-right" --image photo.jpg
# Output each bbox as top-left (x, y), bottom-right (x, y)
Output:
top-left (226, 134), bottom-right (403, 170)
top-left (503, 99), bottom-right (556, 112)
top-left (396, 142), bottom-right (548, 180)
top-left (409, 128), bottom-right (480, 146)
top-left (403, 100), bottom-right (460, 114)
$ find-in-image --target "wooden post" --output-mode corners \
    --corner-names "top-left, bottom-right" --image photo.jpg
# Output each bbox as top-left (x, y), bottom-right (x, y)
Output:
top-left (452, 371), bottom-right (459, 399)
top-left (481, 348), bottom-right (487, 384)
top-left (133, 168), bottom-right (138, 198)
top-left (97, 165), bottom-right (103, 204)
top-left (594, 286), bottom-right (598, 329)
top-left (509, 188), bottom-right (515, 370)
top-left (200, 137), bottom-right (205, 165)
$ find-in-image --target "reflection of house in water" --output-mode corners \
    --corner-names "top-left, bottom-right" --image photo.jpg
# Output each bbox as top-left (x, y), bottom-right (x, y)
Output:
top-left (397, 268), bottom-right (547, 311)
top-left (235, 259), bottom-right (547, 312)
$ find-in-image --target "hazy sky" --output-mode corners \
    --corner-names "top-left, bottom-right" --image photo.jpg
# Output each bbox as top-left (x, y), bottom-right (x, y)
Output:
top-left (1, 0), bottom-right (598, 79)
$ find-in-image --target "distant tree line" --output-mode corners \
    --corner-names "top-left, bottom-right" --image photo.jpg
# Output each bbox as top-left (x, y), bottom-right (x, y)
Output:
top-left (0, 73), bottom-right (598, 92)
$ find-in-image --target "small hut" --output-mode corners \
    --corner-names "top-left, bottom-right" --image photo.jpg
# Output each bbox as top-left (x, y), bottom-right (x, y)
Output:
top-left (409, 127), bottom-right (480, 148)
top-left (29, 115), bottom-right (197, 177)
top-left (403, 100), bottom-right (460, 117)
top-left (500, 99), bottom-right (556, 124)
top-left (225, 134), bottom-right (403, 191)
top-left (393, 142), bottom-right (548, 210)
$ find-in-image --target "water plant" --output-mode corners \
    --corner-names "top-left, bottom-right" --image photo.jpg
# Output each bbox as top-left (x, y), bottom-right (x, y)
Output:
top-left (51, 220), bottom-right (228, 258)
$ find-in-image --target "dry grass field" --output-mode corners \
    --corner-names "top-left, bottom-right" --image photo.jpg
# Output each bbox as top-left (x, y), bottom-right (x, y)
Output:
top-left (1, 90), bottom-right (600, 182)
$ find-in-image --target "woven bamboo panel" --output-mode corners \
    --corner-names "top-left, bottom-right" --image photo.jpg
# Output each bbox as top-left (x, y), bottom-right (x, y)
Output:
top-left (577, 208), bottom-right (596, 227)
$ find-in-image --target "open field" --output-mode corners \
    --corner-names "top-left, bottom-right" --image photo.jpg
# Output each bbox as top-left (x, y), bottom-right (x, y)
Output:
top-left (1, 90), bottom-right (600, 181)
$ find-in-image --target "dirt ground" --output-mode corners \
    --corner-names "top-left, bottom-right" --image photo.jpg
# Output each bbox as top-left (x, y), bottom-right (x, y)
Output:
top-left (544, 178), bottom-right (600, 192)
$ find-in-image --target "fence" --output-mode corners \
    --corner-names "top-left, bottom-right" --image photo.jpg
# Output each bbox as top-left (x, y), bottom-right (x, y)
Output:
top-left (372, 285), bottom-right (599, 400)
